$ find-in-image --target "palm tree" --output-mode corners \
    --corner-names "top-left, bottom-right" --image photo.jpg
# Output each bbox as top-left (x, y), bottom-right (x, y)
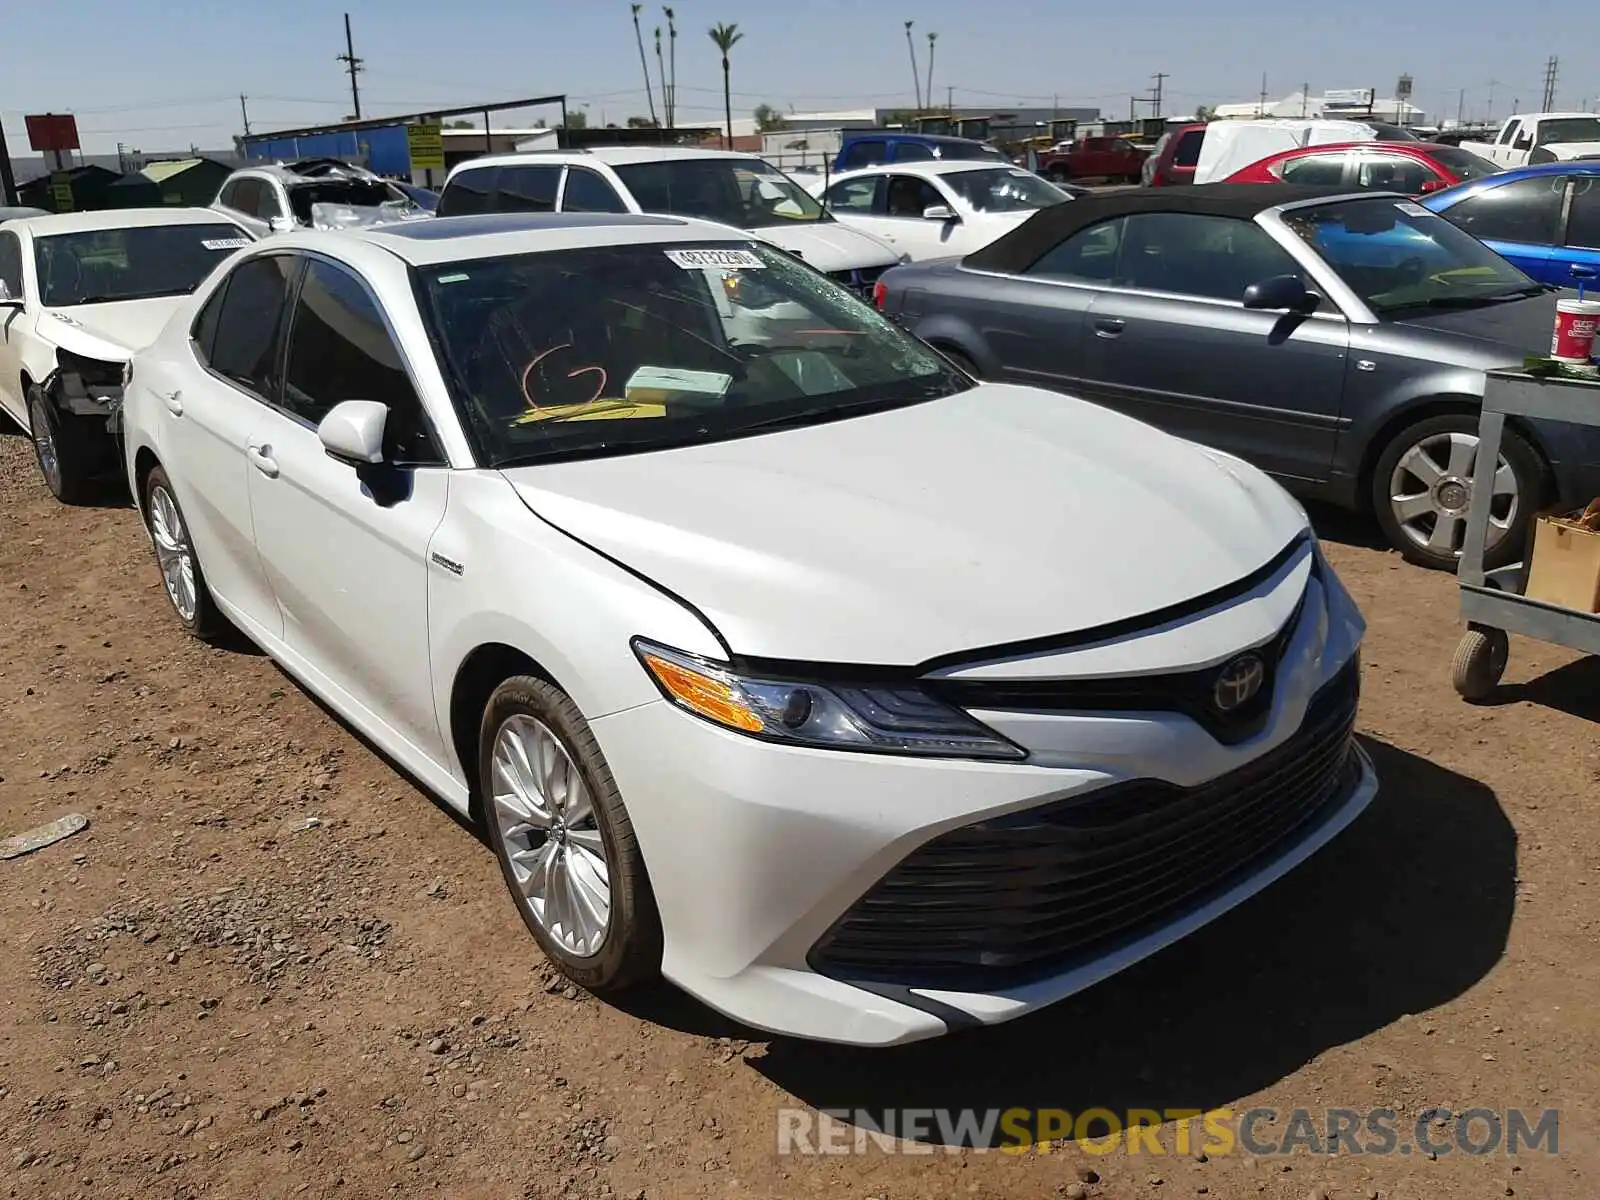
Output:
top-left (664, 7), bottom-right (678, 129)
top-left (654, 26), bottom-right (668, 128)
top-left (709, 22), bottom-right (744, 150)
top-left (926, 31), bottom-right (938, 116)
top-left (904, 21), bottom-right (922, 111)
top-left (630, 4), bottom-right (658, 127)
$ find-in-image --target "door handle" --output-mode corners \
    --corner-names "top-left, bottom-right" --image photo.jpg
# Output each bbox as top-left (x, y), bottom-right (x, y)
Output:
top-left (161, 389), bottom-right (183, 416)
top-left (246, 443), bottom-right (279, 478)
top-left (1093, 318), bottom-right (1126, 338)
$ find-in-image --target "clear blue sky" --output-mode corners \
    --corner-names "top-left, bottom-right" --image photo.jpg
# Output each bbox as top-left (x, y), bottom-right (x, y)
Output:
top-left (3, 0), bottom-right (1597, 155)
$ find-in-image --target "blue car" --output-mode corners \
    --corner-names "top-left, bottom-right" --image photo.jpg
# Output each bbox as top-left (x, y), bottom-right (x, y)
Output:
top-left (1421, 162), bottom-right (1600, 288)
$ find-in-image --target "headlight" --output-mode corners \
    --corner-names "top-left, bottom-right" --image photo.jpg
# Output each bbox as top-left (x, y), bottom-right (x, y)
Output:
top-left (633, 640), bottom-right (1025, 761)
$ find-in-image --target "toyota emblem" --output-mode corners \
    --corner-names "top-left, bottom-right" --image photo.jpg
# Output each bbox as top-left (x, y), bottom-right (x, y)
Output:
top-left (1213, 653), bottom-right (1266, 713)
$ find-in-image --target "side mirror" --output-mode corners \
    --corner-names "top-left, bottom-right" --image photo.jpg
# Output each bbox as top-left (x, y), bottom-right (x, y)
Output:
top-left (1242, 273), bottom-right (1321, 313)
top-left (923, 204), bottom-right (958, 222)
top-left (318, 400), bottom-right (389, 465)
top-left (0, 296), bottom-right (22, 312)
top-left (268, 215), bottom-right (295, 234)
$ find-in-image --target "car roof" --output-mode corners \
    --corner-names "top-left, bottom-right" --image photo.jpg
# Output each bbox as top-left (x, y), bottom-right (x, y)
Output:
top-left (308, 211), bottom-right (753, 266)
top-left (10, 207), bottom-right (243, 236)
top-left (458, 146), bottom-right (766, 172)
top-left (963, 184), bottom-right (1371, 273)
top-left (827, 160), bottom-right (1026, 182)
top-left (1265, 141), bottom-right (1451, 158)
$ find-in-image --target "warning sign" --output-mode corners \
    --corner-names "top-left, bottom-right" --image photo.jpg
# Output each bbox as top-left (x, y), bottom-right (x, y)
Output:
top-left (50, 172), bottom-right (73, 212)
top-left (407, 123), bottom-right (445, 172)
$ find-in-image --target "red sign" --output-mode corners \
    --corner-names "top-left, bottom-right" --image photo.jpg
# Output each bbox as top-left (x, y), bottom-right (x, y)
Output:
top-left (25, 114), bottom-right (81, 153)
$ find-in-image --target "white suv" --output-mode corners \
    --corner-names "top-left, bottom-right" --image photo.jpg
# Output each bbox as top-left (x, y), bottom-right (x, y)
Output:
top-left (212, 159), bottom-right (426, 237)
top-left (438, 147), bottom-right (902, 297)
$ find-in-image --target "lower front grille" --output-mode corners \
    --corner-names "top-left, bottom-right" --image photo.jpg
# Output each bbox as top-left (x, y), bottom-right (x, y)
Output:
top-left (810, 657), bottom-right (1362, 991)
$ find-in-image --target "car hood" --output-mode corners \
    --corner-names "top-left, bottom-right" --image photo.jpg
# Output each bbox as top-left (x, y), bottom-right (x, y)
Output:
top-left (36, 297), bottom-right (187, 361)
top-left (1544, 142), bottom-right (1600, 161)
top-left (750, 221), bottom-right (901, 271)
top-left (503, 384), bottom-right (1308, 666)
top-left (1393, 291), bottom-right (1563, 363)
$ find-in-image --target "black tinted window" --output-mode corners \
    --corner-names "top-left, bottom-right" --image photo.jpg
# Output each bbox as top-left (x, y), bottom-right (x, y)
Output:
top-left (494, 165), bottom-right (561, 213)
top-left (562, 167), bottom-right (627, 213)
top-left (1118, 213), bottom-right (1302, 302)
top-left (1029, 218), bottom-right (1125, 283)
top-left (1565, 178), bottom-right (1600, 250)
top-left (0, 231), bottom-right (22, 301)
top-left (190, 281), bottom-right (228, 363)
top-left (1278, 153), bottom-right (1348, 185)
top-left (438, 168), bottom-right (495, 217)
top-left (210, 255), bottom-right (297, 397)
top-left (1446, 176), bottom-right (1565, 245)
top-left (841, 140), bottom-right (888, 169)
top-left (824, 176), bottom-right (879, 213)
top-left (1174, 130), bottom-right (1204, 167)
top-left (892, 142), bottom-right (936, 162)
top-left (884, 175), bottom-right (943, 217)
top-left (282, 259), bottom-right (438, 462)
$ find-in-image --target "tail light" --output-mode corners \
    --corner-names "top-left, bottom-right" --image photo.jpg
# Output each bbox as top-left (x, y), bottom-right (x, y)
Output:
top-left (872, 280), bottom-right (887, 310)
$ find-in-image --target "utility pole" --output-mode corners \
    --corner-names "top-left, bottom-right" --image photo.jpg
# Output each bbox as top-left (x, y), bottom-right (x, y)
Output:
top-left (0, 119), bottom-right (17, 207)
top-left (337, 12), bottom-right (365, 121)
top-left (1541, 56), bottom-right (1558, 112)
top-left (1150, 72), bottom-right (1168, 119)
top-left (1456, 88), bottom-right (1466, 125)
top-left (1258, 72), bottom-right (1268, 117)
top-left (239, 94), bottom-right (252, 137)
top-left (1487, 78), bottom-right (1498, 123)
top-left (1301, 83), bottom-right (1309, 118)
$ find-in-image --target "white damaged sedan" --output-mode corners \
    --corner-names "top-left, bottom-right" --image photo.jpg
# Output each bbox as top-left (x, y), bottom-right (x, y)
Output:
top-left (121, 211), bottom-right (1375, 1046)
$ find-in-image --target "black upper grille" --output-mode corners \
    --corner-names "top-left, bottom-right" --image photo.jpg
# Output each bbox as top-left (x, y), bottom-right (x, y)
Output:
top-left (809, 656), bottom-right (1361, 991)
top-left (828, 264), bottom-right (888, 297)
top-left (926, 578), bottom-right (1311, 746)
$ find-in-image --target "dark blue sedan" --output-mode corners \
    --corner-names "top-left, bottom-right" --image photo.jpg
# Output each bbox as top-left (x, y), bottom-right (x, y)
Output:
top-left (1421, 162), bottom-right (1600, 288)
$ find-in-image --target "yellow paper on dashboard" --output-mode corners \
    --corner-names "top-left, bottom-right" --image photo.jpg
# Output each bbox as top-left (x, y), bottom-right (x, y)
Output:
top-left (512, 400), bottom-right (668, 425)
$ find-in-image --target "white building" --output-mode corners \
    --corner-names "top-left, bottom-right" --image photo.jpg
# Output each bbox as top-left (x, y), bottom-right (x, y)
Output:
top-left (1212, 91), bottom-right (1425, 125)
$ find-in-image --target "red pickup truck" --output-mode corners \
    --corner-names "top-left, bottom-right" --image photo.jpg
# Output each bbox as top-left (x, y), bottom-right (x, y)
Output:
top-left (1038, 136), bottom-right (1148, 183)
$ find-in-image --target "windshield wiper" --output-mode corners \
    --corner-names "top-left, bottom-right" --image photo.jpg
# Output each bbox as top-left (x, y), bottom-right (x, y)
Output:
top-left (1399, 288), bottom-right (1545, 311)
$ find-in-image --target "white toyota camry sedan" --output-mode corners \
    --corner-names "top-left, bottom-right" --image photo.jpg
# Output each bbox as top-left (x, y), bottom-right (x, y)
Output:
top-left (121, 211), bottom-right (1375, 1046)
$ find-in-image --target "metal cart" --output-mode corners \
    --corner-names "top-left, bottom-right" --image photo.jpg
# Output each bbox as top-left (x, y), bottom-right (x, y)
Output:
top-left (1453, 368), bottom-right (1600, 701)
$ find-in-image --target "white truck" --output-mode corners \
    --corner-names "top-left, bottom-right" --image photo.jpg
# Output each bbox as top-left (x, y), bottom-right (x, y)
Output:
top-left (1459, 112), bottom-right (1600, 167)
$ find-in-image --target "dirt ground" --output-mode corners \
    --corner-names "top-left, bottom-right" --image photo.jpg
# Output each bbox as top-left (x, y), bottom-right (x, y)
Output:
top-left (0, 428), bottom-right (1596, 1200)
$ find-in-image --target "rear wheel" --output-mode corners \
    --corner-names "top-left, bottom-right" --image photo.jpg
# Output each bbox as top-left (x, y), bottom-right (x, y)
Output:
top-left (1369, 413), bottom-right (1545, 572)
top-left (142, 466), bottom-right (225, 639)
top-left (936, 346), bottom-right (983, 380)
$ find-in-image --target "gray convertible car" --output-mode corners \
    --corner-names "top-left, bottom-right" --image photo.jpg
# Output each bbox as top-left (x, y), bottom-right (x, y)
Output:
top-left (877, 184), bottom-right (1600, 571)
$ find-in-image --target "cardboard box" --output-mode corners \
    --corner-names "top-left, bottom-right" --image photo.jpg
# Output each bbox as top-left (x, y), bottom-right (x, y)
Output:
top-left (1524, 502), bottom-right (1600, 613)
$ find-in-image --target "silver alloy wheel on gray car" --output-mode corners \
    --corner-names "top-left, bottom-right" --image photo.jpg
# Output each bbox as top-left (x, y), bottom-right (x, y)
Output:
top-left (147, 484), bottom-right (198, 623)
top-left (28, 393), bottom-right (61, 497)
top-left (490, 713), bottom-right (612, 957)
top-left (1387, 429), bottom-right (1517, 560)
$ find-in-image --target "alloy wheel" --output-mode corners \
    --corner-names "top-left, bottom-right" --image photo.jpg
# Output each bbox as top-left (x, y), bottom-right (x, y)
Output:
top-left (1387, 430), bottom-right (1517, 560)
top-left (28, 394), bottom-right (61, 497)
top-left (147, 485), bottom-right (198, 623)
top-left (490, 714), bottom-right (612, 957)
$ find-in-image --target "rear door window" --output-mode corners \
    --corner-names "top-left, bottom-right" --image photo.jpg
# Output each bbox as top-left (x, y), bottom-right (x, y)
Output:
top-left (822, 176), bottom-right (880, 214)
top-left (891, 141), bottom-right (936, 163)
top-left (1027, 218), bottom-right (1125, 283)
top-left (1564, 177), bottom-right (1600, 250)
top-left (1277, 153), bottom-right (1349, 185)
top-left (561, 167), bottom-right (628, 213)
top-left (840, 140), bottom-right (888, 170)
top-left (438, 168), bottom-right (497, 217)
top-left (207, 255), bottom-right (298, 398)
top-left (494, 165), bottom-right (561, 213)
top-left (1353, 152), bottom-right (1432, 193)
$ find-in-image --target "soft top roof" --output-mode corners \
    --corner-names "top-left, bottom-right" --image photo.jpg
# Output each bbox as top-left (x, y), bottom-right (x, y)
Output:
top-left (963, 183), bottom-right (1357, 274)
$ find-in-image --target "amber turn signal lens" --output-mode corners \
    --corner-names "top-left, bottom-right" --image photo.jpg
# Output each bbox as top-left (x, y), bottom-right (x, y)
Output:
top-left (640, 652), bottom-right (765, 733)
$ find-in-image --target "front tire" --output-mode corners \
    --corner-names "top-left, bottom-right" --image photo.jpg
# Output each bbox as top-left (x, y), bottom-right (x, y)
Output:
top-left (27, 385), bottom-right (102, 505)
top-left (479, 676), bottom-right (662, 993)
top-left (1369, 412), bottom-right (1545, 572)
top-left (142, 466), bottom-right (225, 639)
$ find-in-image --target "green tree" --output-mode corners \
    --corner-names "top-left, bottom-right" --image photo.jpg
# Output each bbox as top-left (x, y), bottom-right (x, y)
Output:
top-left (626, 115), bottom-right (659, 128)
top-left (566, 108), bottom-right (589, 129)
top-left (708, 22), bottom-right (744, 149)
top-left (752, 103), bottom-right (785, 132)
top-left (444, 119), bottom-right (475, 129)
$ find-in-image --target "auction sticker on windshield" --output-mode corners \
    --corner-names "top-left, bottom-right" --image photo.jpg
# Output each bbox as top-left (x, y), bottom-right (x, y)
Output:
top-left (665, 248), bottom-right (765, 270)
top-left (1394, 202), bottom-right (1433, 217)
top-left (202, 237), bottom-right (252, 250)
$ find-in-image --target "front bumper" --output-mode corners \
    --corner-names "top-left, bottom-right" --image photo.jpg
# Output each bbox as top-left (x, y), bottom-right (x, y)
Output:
top-left (592, 543), bottom-right (1373, 1046)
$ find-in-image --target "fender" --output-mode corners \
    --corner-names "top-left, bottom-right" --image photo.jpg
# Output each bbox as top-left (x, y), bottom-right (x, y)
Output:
top-left (907, 311), bottom-right (997, 375)
top-left (34, 312), bottom-right (136, 365)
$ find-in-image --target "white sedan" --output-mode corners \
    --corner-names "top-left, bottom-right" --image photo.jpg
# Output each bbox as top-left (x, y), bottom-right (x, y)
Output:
top-left (122, 212), bottom-right (1374, 1046)
top-left (0, 208), bottom-right (253, 502)
top-left (810, 161), bottom-right (1074, 260)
